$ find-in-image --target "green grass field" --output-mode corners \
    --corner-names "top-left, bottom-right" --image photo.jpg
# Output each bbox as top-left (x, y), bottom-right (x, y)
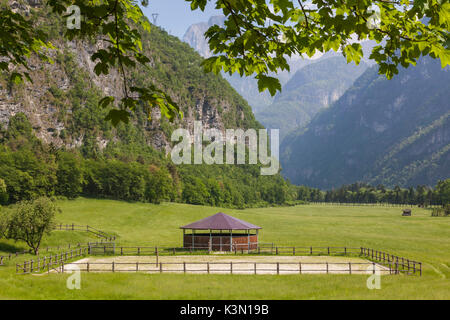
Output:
top-left (0, 198), bottom-right (449, 299)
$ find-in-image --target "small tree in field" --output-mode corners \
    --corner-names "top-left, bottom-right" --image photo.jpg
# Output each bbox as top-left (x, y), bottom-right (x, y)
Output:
top-left (2, 197), bottom-right (60, 255)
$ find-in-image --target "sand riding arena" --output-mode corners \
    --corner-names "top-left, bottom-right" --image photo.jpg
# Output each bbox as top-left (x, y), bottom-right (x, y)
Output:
top-left (61, 254), bottom-right (391, 275)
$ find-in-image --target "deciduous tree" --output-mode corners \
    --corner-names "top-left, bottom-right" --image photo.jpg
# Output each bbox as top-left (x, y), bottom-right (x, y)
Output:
top-left (1, 197), bottom-right (60, 254)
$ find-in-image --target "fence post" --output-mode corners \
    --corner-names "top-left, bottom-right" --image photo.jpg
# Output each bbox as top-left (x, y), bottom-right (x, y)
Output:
top-left (61, 261), bottom-right (64, 273)
top-left (207, 262), bottom-right (210, 274)
top-left (254, 263), bottom-right (257, 275)
top-left (230, 262), bottom-right (233, 274)
top-left (136, 262), bottom-right (139, 272)
top-left (276, 247), bottom-right (278, 255)
top-left (159, 263), bottom-right (162, 273)
top-left (396, 257), bottom-right (399, 273)
top-left (183, 262), bottom-right (186, 274)
top-left (419, 262), bottom-right (422, 276)
top-left (112, 261), bottom-right (115, 272)
top-left (349, 263), bottom-right (351, 275)
top-left (310, 246), bottom-right (313, 255)
top-left (326, 262), bottom-right (328, 274)
top-left (373, 262), bottom-right (375, 275)
top-left (327, 247), bottom-right (330, 255)
top-left (277, 262), bottom-right (280, 275)
top-left (87, 262), bottom-right (89, 273)
top-left (299, 262), bottom-right (302, 274)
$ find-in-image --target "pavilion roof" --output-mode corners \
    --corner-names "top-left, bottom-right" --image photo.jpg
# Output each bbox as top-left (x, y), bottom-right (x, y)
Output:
top-left (180, 212), bottom-right (262, 230)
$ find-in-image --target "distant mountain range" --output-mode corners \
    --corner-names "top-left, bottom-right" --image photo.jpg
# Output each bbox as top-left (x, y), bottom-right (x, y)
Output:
top-left (182, 17), bottom-right (449, 189)
top-left (182, 16), bottom-right (321, 112)
top-left (183, 16), bottom-right (376, 118)
top-left (256, 57), bottom-right (368, 141)
top-left (281, 57), bottom-right (450, 188)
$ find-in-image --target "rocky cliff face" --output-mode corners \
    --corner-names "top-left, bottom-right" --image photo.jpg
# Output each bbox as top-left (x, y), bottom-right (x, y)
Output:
top-left (0, 2), bottom-right (259, 153)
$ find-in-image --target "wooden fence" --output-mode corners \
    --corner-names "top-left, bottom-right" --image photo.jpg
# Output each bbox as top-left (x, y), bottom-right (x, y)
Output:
top-left (53, 261), bottom-right (392, 275)
top-left (309, 202), bottom-right (441, 208)
top-left (360, 247), bottom-right (422, 276)
top-left (54, 223), bottom-right (116, 241)
top-left (15, 247), bottom-right (88, 274)
top-left (15, 244), bottom-right (422, 276)
top-left (0, 239), bottom-right (114, 264)
top-left (0, 224), bottom-right (114, 264)
top-left (93, 244), bottom-right (363, 257)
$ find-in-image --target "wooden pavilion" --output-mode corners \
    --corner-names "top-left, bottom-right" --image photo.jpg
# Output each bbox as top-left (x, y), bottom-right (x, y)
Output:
top-left (180, 212), bottom-right (261, 251)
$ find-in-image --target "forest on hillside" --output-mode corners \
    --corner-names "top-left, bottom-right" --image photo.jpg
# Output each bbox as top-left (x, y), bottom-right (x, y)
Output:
top-left (0, 113), bottom-right (448, 209)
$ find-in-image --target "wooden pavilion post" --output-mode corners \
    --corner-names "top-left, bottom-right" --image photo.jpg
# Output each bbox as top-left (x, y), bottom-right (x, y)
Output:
top-left (230, 229), bottom-right (233, 251)
top-left (183, 229), bottom-right (185, 248)
top-left (192, 229), bottom-right (195, 250)
top-left (256, 229), bottom-right (259, 250)
top-left (247, 229), bottom-right (250, 251)
top-left (209, 229), bottom-right (212, 253)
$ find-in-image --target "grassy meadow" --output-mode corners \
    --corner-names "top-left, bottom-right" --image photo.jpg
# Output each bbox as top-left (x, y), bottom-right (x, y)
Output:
top-left (0, 198), bottom-right (449, 299)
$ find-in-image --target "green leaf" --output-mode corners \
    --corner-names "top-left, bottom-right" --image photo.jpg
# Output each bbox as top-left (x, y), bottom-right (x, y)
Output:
top-left (105, 109), bottom-right (130, 127)
top-left (256, 75), bottom-right (282, 96)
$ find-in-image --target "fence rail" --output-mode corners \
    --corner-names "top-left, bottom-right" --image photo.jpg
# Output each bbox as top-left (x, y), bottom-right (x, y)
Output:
top-left (0, 223), bottom-right (114, 263)
top-left (14, 244), bottom-right (422, 276)
top-left (15, 247), bottom-right (88, 274)
top-left (54, 223), bottom-right (116, 241)
top-left (309, 202), bottom-right (441, 208)
top-left (360, 247), bottom-right (422, 276)
top-left (54, 261), bottom-right (392, 275)
top-left (99, 245), bottom-right (364, 256)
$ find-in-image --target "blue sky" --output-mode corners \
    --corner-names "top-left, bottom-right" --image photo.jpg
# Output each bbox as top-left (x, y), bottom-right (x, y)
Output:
top-left (141, 0), bottom-right (222, 39)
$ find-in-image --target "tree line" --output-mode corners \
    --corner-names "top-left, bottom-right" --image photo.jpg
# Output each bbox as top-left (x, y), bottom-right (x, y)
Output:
top-left (295, 181), bottom-right (450, 207)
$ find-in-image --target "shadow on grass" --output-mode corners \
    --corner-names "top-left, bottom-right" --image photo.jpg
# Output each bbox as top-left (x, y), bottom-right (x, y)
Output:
top-left (0, 241), bottom-right (25, 254)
